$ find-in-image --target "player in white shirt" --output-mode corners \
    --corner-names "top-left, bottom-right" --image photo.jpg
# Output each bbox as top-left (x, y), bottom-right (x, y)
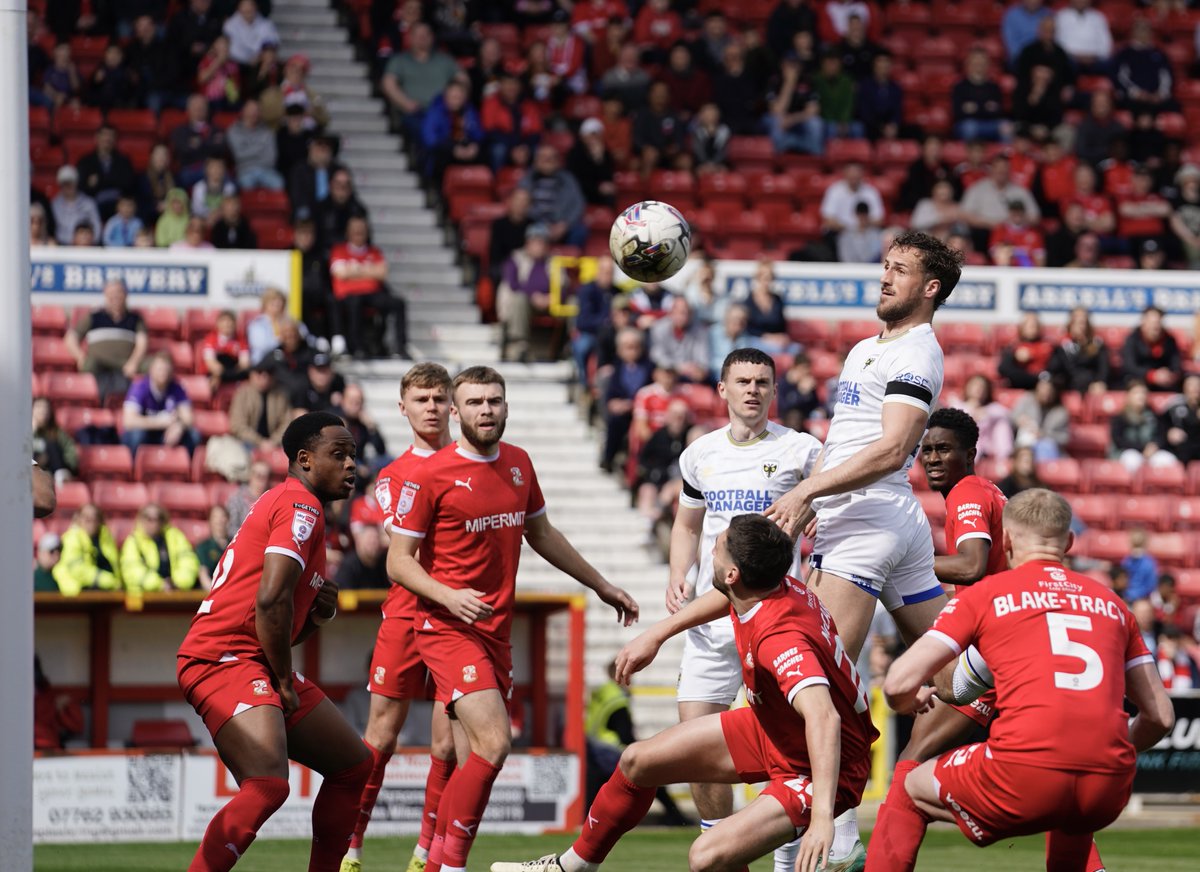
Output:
top-left (667, 347), bottom-right (824, 871)
top-left (765, 231), bottom-right (964, 867)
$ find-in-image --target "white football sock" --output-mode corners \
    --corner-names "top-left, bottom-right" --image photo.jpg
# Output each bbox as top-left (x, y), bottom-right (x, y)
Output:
top-left (345, 846), bottom-right (362, 861)
top-left (413, 845), bottom-right (429, 861)
top-left (560, 847), bottom-right (600, 872)
top-left (774, 836), bottom-right (801, 872)
top-left (831, 806), bottom-right (861, 858)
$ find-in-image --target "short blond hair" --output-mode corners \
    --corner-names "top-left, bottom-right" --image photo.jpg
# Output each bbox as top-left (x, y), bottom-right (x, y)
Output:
top-left (401, 362), bottom-right (452, 396)
top-left (1003, 489), bottom-right (1072, 539)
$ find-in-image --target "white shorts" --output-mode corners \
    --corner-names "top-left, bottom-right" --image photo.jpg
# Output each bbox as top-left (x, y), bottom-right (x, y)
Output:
top-left (677, 616), bottom-right (741, 705)
top-left (811, 488), bottom-right (943, 612)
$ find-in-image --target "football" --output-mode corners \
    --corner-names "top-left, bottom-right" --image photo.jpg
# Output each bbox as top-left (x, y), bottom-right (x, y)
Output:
top-left (609, 200), bottom-right (692, 283)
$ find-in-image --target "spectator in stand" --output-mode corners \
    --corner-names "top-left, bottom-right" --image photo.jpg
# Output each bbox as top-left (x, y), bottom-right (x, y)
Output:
top-left (223, 0), bottom-right (280, 68)
top-left (76, 126), bottom-right (135, 222)
top-left (837, 200), bottom-right (884, 263)
top-left (246, 286), bottom-right (291, 365)
top-left (519, 144), bottom-right (588, 247)
top-left (195, 504), bottom-right (231, 589)
top-left (997, 445), bottom-right (1043, 498)
top-left (694, 11), bottom-right (733, 73)
top-left (546, 9), bottom-right (589, 95)
top-left (1048, 306), bottom-right (1110, 394)
top-left (1015, 15), bottom-right (1076, 110)
top-left (334, 523), bottom-right (390, 590)
top-left (488, 186), bottom-right (532, 288)
top-left (1156, 626), bottom-right (1198, 694)
top-left (264, 321), bottom-right (315, 398)
top-left (952, 47), bottom-right (1009, 143)
top-left (200, 309), bottom-right (250, 390)
top-left (949, 374), bottom-right (1014, 463)
top-left (767, 0), bottom-right (818, 60)
top-left (50, 166), bottom-right (100, 246)
top-left (288, 134), bottom-right (342, 219)
top-left (102, 196), bottom-right (143, 248)
top-left (191, 157), bottom-right (237, 225)
top-left (210, 194), bottom-right (258, 249)
top-left (275, 102), bottom-right (314, 180)
top-left (34, 534), bottom-right (63, 593)
top-left (228, 362), bottom-right (291, 452)
top-left (649, 296), bottom-right (709, 384)
top-left (120, 504), bottom-right (200, 594)
top-left (633, 80), bottom-right (689, 177)
top-left (660, 42), bottom-right (712, 123)
top-left (466, 37), bottom-right (504, 107)
top-left (1161, 373), bottom-right (1200, 465)
top-left (683, 104), bottom-right (728, 175)
top-left (290, 352), bottom-right (344, 413)
top-left (573, 257), bottom-right (617, 389)
top-left (1065, 231), bottom-right (1104, 267)
top-left (999, 312), bottom-right (1054, 389)
top-left (635, 398), bottom-right (691, 544)
top-left (1003, 0), bottom-right (1054, 64)
top-left (137, 144), bottom-right (175, 228)
top-left (571, 0), bottom-right (629, 43)
top-left (819, 161), bottom-right (884, 239)
top-left (122, 351), bottom-right (199, 456)
top-left (1169, 164), bottom-right (1200, 268)
top-left (777, 354), bottom-right (822, 430)
top-left (899, 136), bottom-right (955, 213)
top-left (55, 504), bottom-right (122, 595)
top-left (708, 304), bottom-right (759, 378)
top-left (1011, 376), bottom-right (1071, 460)
top-left (989, 200), bottom-right (1046, 267)
top-left (600, 95), bottom-right (634, 167)
top-left (954, 139), bottom-right (990, 191)
top-left (1113, 19), bottom-right (1174, 115)
top-left (30, 203), bottom-right (55, 247)
top-left (381, 22), bottom-right (458, 139)
top-left (496, 223), bottom-right (553, 363)
top-left (820, 0), bottom-right (882, 42)
top-left (1152, 573), bottom-right (1181, 625)
top-left (32, 397), bottom-right (79, 485)
top-left (1123, 528), bottom-right (1161, 602)
top-left (227, 99), bottom-right (284, 191)
top-left (71, 223), bottom-right (97, 247)
top-left (481, 73), bottom-right (544, 171)
top-left (602, 326), bottom-right (654, 472)
top-left (594, 296), bottom-right (637, 390)
top-left (1074, 89), bottom-right (1126, 168)
top-left (1131, 597), bottom-right (1158, 647)
top-left (1111, 380), bottom-right (1180, 473)
top-left (314, 167), bottom-right (368, 257)
top-left (633, 0), bottom-right (682, 61)
top-left (814, 46), bottom-right (861, 140)
top-left (962, 156), bottom-right (1041, 251)
top-left (329, 215), bottom-right (407, 360)
top-left (567, 117), bottom-right (617, 206)
top-left (711, 41), bottom-right (762, 136)
top-left (1045, 201), bottom-right (1087, 266)
top-left (910, 180), bottom-right (965, 239)
top-left (1055, 0), bottom-right (1113, 74)
top-left (336, 383), bottom-right (388, 472)
top-left (197, 34), bottom-right (242, 111)
top-left (127, 14), bottom-right (182, 113)
top-left (1063, 162), bottom-right (1115, 235)
top-left (836, 14), bottom-right (882, 83)
top-left (168, 0), bottom-right (224, 87)
top-left (1118, 165), bottom-right (1171, 246)
top-left (1138, 237), bottom-right (1168, 269)
top-left (64, 278), bottom-right (147, 405)
top-left (259, 52), bottom-right (329, 128)
top-left (601, 43), bottom-right (652, 112)
top-left (632, 364), bottom-right (683, 445)
top-left (768, 54), bottom-right (823, 156)
top-left (856, 52), bottom-right (903, 141)
top-left (1123, 304), bottom-right (1182, 391)
top-left (588, 16), bottom-right (628, 84)
top-left (170, 215), bottom-right (215, 251)
top-left (41, 42), bottom-right (80, 109)
top-left (170, 94), bottom-right (228, 190)
top-left (1013, 64), bottom-right (1065, 144)
top-left (420, 79), bottom-right (482, 183)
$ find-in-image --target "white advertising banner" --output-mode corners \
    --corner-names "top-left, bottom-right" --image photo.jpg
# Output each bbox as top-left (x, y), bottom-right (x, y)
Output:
top-left (179, 753), bottom-right (325, 841)
top-left (33, 754), bottom-right (182, 843)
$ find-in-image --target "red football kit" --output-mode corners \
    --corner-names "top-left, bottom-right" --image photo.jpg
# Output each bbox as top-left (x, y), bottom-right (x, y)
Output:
top-left (925, 561), bottom-right (1153, 845)
top-left (367, 446), bottom-right (437, 700)
top-left (723, 579), bottom-right (878, 827)
top-left (177, 478), bottom-right (329, 735)
top-left (392, 442), bottom-right (546, 708)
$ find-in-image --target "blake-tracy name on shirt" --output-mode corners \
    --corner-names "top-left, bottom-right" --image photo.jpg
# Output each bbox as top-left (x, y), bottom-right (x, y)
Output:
top-left (970, 585), bottom-right (1126, 622)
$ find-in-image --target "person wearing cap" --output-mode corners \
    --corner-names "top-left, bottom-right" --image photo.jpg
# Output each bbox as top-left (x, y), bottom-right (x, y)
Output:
top-left (329, 215), bottom-right (408, 359)
top-left (567, 116), bottom-right (618, 206)
top-left (63, 278), bottom-right (149, 405)
top-left (223, 0), bottom-right (281, 67)
top-left (497, 222), bottom-right (555, 362)
top-left (35, 533), bottom-right (64, 593)
top-left (50, 165), bottom-right (101, 245)
top-left (988, 199), bottom-right (1046, 267)
top-left (229, 358), bottom-right (294, 449)
top-left (55, 504), bottom-right (123, 596)
top-left (228, 99), bottom-right (285, 191)
top-left (262, 51), bottom-right (330, 128)
top-left (380, 22), bottom-right (458, 139)
top-left (290, 351), bottom-right (345, 413)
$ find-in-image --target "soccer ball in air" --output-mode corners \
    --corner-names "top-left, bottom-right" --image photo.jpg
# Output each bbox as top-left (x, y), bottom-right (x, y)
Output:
top-left (609, 200), bottom-right (692, 283)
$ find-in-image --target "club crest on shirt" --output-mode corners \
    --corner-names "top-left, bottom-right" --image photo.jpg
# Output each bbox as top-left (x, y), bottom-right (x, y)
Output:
top-left (397, 485), bottom-right (418, 515)
top-left (863, 357), bottom-right (875, 369)
top-left (511, 466), bottom-right (525, 486)
top-left (744, 650), bottom-right (754, 668)
top-left (463, 664), bottom-right (478, 683)
top-left (762, 462), bottom-right (778, 479)
top-left (292, 509), bottom-right (318, 543)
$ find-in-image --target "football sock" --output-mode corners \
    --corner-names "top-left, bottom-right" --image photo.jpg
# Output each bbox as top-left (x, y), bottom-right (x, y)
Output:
top-left (349, 741), bottom-right (393, 851)
top-left (424, 764), bottom-right (460, 872)
top-left (773, 836), bottom-right (800, 872)
top-left (559, 848), bottom-right (601, 872)
top-left (419, 754), bottom-right (457, 852)
top-left (413, 844), bottom-right (430, 861)
top-left (571, 767), bottom-right (656, 865)
top-left (699, 818), bottom-right (723, 833)
top-left (308, 753), bottom-right (373, 872)
top-left (189, 775), bottom-right (290, 872)
top-left (1045, 831), bottom-right (1100, 872)
top-left (1087, 839), bottom-right (1106, 872)
top-left (439, 753), bottom-right (502, 869)
top-left (831, 805), bottom-right (861, 857)
top-left (863, 759), bottom-right (925, 872)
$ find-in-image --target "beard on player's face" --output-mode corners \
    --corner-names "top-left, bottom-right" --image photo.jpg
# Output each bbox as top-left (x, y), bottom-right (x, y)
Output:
top-left (876, 288), bottom-right (924, 324)
top-left (460, 413), bottom-right (506, 449)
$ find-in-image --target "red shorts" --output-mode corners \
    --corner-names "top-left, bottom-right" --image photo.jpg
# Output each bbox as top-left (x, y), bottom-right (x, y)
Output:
top-left (177, 656), bottom-right (327, 738)
top-left (416, 626), bottom-right (512, 715)
top-left (368, 616), bottom-right (432, 700)
top-left (933, 743), bottom-right (1133, 846)
top-left (720, 707), bottom-right (866, 830)
top-left (952, 689), bottom-right (998, 728)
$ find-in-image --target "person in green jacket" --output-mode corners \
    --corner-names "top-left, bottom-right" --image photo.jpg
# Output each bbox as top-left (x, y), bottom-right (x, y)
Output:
top-left (54, 503), bottom-right (123, 595)
top-left (34, 533), bottom-right (63, 592)
top-left (154, 187), bottom-right (190, 248)
top-left (120, 504), bottom-right (200, 593)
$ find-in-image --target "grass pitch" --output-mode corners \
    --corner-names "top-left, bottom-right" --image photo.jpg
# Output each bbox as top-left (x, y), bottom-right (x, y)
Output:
top-left (33, 826), bottom-right (1200, 871)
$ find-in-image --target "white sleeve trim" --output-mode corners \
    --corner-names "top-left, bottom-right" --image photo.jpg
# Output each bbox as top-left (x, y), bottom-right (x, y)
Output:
top-left (264, 545), bottom-right (306, 570)
top-left (954, 531), bottom-right (993, 547)
top-left (882, 394), bottom-right (932, 412)
top-left (1125, 654), bottom-right (1155, 671)
top-left (527, 505), bottom-right (547, 520)
top-left (787, 675), bottom-right (830, 705)
top-left (926, 629), bottom-right (963, 656)
top-left (391, 527), bottom-right (426, 539)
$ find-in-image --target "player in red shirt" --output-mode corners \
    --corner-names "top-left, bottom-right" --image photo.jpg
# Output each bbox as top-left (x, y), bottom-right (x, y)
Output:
top-left (177, 412), bottom-right (372, 872)
top-left (343, 364), bottom-right (456, 872)
top-left (491, 513), bottom-right (876, 872)
top-left (388, 366), bottom-right (639, 872)
top-left (988, 200), bottom-right (1045, 267)
top-left (869, 489), bottom-right (1174, 872)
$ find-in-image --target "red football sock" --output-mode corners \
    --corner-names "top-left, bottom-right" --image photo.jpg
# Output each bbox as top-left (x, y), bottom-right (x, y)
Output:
top-left (570, 766), bottom-right (656, 865)
top-left (308, 753), bottom-right (373, 872)
top-left (188, 776), bottom-right (290, 872)
top-left (349, 741), bottom-right (392, 850)
top-left (864, 759), bottom-right (926, 872)
top-left (440, 753), bottom-right (502, 868)
top-left (419, 754), bottom-right (457, 851)
top-left (1045, 830), bottom-right (1098, 872)
top-left (425, 768), bottom-right (458, 872)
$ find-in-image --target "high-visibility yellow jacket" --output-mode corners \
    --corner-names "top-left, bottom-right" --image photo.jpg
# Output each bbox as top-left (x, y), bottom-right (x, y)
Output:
top-left (120, 525), bottom-right (200, 593)
top-left (53, 525), bottom-right (122, 595)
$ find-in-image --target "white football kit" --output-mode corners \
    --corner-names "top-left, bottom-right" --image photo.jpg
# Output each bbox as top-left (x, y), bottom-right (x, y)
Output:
top-left (812, 322), bottom-right (945, 611)
top-left (676, 421), bottom-right (822, 703)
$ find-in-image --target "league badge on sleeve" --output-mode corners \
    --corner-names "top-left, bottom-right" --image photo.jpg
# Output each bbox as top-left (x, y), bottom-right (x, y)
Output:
top-left (397, 485), bottom-right (418, 515)
top-left (374, 477), bottom-right (393, 514)
top-left (292, 508), bottom-right (318, 543)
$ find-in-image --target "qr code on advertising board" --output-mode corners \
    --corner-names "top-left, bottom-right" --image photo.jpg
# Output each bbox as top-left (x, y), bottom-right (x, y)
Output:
top-left (126, 755), bottom-right (175, 804)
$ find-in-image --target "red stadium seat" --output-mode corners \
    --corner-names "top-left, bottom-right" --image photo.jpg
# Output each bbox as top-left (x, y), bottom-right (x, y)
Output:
top-left (727, 136), bottom-right (775, 170)
top-left (1113, 495), bottom-right (1172, 532)
top-left (142, 307), bottom-right (182, 340)
top-left (92, 481), bottom-right (150, 518)
top-left (54, 105), bottom-right (103, 137)
top-left (150, 482), bottom-right (211, 519)
top-left (771, 211), bottom-right (821, 250)
top-left (240, 188), bottom-right (290, 220)
top-left (1083, 459), bottom-right (1135, 495)
top-left (55, 406), bottom-right (116, 436)
top-left (178, 375), bottom-right (213, 410)
top-left (917, 490), bottom-right (947, 527)
top-left (837, 320), bottom-right (880, 351)
top-left (935, 322), bottom-right (987, 354)
top-left (63, 135), bottom-right (96, 165)
top-left (1076, 529), bottom-right (1130, 563)
top-left (825, 139), bottom-right (872, 168)
top-left (1038, 458), bottom-right (1082, 491)
top-left (32, 304), bottom-right (69, 337)
top-left (696, 173), bottom-right (748, 210)
top-left (1174, 569), bottom-right (1200, 598)
top-left (105, 108), bottom-right (158, 137)
top-left (1085, 390), bottom-right (1127, 425)
top-left (1171, 497), bottom-right (1200, 531)
top-left (805, 418), bottom-right (831, 441)
top-left (33, 336), bottom-right (77, 372)
top-left (252, 219), bottom-right (294, 249)
top-left (749, 173), bottom-right (797, 203)
top-left (183, 308), bottom-right (221, 342)
top-left (206, 480), bottom-right (240, 508)
top-left (253, 446), bottom-right (289, 479)
top-left (873, 139), bottom-right (920, 170)
top-left (193, 409), bottom-right (231, 440)
top-left (30, 139), bottom-right (63, 171)
top-left (1136, 462), bottom-right (1187, 496)
top-left (43, 372), bottom-right (100, 406)
top-left (55, 481), bottom-right (92, 515)
top-left (786, 319), bottom-right (832, 348)
top-left (1149, 533), bottom-right (1190, 568)
top-left (29, 106), bottom-right (50, 136)
top-left (1067, 424), bottom-right (1109, 459)
top-left (565, 94), bottom-right (602, 120)
top-left (129, 719), bottom-right (195, 749)
top-left (1069, 494), bottom-right (1118, 530)
top-left (908, 463), bottom-right (930, 492)
top-left (134, 445), bottom-right (191, 483)
top-left (174, 517), bottom-right (211, 545)
top-left (442, 164), bottom-right (494, 198)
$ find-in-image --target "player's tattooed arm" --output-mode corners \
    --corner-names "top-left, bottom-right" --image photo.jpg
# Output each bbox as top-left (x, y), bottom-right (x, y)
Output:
top-left (615, 590), bottom-right (727, 685)
top-left (256, 552), bottom-right (304, 715)
top-left (387, 529), bottom-right (493, 624)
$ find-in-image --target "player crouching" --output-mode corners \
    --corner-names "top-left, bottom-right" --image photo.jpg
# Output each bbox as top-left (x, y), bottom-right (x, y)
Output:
top-left (491, 514), bottom-right (876, 872)
top-left (869, 489), bottom-right (1174, 872)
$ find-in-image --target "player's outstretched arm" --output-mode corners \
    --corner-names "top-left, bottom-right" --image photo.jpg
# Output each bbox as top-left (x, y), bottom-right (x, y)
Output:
top-left (614, 589), bottom-right (728, 685)
top-left (524, 512), bottom-right (639, 626)
top-left (666, 504), bottom-right (705, 614)
top-left (883, 634), bottom-right (955, 714)
top-left (934, 538), bottom-right (992, 587)
top-left (1126, 661), bottom-right (1175, 751)
top-left (387, 531), bottom-right (493, 624)
top-left (257, 552), bottom-right (305, 715)
top-left (793, 684), bottom-right (841, 872)
top-left (765, 403), bottom-right (929, 536)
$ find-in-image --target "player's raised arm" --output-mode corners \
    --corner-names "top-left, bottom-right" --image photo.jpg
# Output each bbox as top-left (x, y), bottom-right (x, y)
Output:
top-left (792, 683), bottom-right (841, 872)
top-left (256, 551), bottom-right (306, 715)
top-left (615, 589), bottom-right (729, 684)
top-left (666, 502), bottom-right (705, 613)
top-left (523, 510), bottom-right (639, 626)
top-left (387, 529), bottom-right (493, 624)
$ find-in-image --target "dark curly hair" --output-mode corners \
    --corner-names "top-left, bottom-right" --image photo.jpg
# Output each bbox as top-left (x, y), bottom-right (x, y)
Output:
top-left (926, 407), bottom-right (979, 452)
top-left (889, 230), bottom-right (965, 310)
